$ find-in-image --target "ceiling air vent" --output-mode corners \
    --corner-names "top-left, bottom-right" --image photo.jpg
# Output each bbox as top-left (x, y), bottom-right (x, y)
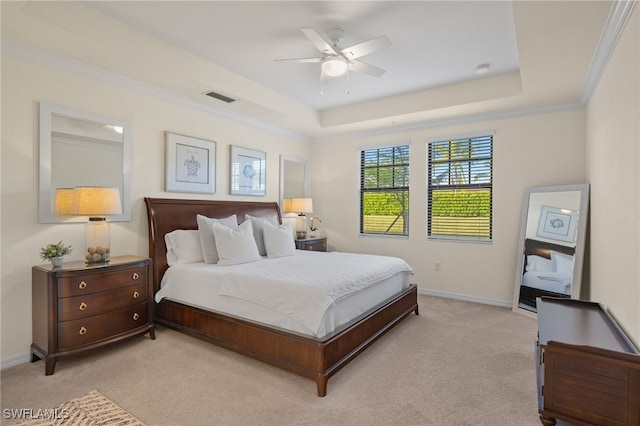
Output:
top-left (205, 91), bottom-right (236, 103)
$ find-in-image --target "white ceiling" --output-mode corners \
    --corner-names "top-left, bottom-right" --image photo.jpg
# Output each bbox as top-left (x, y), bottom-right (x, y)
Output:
top-left (1, 1), bottom-right (615, 140)
top-left (86, 1), bottom-right (521, 111)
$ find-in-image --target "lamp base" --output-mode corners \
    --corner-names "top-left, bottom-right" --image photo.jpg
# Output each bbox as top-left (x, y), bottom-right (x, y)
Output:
top-left (85, 217), bottom-right (111, 264)
top-left (295, 214), bottom-right (307, 239)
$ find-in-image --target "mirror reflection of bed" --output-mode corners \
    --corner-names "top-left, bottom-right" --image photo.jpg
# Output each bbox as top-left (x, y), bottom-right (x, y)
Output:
top-left (518, 238), bottom-right (575, 311)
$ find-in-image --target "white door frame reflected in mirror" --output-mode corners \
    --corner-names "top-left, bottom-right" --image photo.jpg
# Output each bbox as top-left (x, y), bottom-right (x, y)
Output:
top-left (279, 155), bottom-right (307, 208)
top-left (512, 184), bottom-right (590, 318)
top-left (39, 102), bottom-right (132, 223)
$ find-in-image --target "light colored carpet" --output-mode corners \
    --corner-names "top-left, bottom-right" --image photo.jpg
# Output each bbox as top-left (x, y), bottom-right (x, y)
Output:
top-left (1, 295), bottom-right (543, 425)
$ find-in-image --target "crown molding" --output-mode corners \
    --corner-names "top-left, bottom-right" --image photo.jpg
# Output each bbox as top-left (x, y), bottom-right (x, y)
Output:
top-left (2, 38), bottom-right (310, 143)
top-left (580, 0), bottom-right (637, 104)
top-left (312, 100), bottom-right (584, 144)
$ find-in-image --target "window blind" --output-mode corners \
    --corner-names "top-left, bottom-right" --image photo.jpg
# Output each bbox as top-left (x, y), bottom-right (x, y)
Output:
top-left (360, 145), bottom-right (410, 236)
top-left (427, 135), bottom-right (492, 241)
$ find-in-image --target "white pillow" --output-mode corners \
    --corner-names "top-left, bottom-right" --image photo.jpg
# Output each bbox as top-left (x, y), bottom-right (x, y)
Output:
top-left (197, 214), bottom-right (238, 264)
top-left (526, 255), bottom-right (554, 273)
top-left (551, 251), bottom-right (574, 274)
top-left (263, 221), bottom-right (295, 259)
top-left (212, 220), bottom-right (261, 266)
top-left (164, 229), bottom-right (203, 266)
top-left (246, 214), bottom-right (279, 256)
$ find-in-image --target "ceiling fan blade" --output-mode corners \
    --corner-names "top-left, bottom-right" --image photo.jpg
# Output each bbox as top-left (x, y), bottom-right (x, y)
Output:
top-left (348, 60), bottom-right (386, 78)
top-left (301, 28), bottom-right (339, 55)
top-left (341, 35), bottom-right (391, 60)
top-left (274, 57), bottom-right (322, 64)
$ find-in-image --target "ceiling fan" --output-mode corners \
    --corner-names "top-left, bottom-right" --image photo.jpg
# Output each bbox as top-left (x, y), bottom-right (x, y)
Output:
top-left (275, 28), bottom-right (391, 78)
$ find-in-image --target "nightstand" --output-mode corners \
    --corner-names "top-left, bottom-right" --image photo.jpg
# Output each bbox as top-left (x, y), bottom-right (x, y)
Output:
top-left (31, 255), bottom-right (155, 375)
top-left (295, 235), bottom-right (327, 252)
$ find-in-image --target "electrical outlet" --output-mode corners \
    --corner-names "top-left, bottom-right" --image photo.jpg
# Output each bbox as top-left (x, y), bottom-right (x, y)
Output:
top-left (434, 261), bottom-right (441, 271)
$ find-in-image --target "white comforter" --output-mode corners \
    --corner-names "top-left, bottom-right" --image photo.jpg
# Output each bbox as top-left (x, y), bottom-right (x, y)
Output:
top-left (157, 250), bottom-right (414, 336)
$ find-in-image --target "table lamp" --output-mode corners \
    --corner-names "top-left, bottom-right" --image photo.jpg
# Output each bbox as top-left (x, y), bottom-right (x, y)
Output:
top-left (55, 186), bottom-right (122, 264)
top-left (288, 198), bottom-right (313, 239)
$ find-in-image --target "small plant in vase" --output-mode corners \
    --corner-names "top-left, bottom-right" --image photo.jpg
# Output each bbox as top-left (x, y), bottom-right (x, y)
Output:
top-left (309, 216), bottom-right (322, 237)
top-left (40, 241), bottom-right (72, 267)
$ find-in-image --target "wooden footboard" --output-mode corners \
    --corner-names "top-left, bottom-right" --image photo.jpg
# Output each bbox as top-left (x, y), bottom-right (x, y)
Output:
top-left (155, 284), bottom-right (418, 396)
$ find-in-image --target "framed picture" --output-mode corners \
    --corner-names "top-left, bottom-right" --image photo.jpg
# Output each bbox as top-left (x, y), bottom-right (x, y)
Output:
top-left (229, 145), bottom-right (266, 196)
top-left (165, 132), bottom-right (216, 193)
top-left (536, 205), bottom-right (578, 243)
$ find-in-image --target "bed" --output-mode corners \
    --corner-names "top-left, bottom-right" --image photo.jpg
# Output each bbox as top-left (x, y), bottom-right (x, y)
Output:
top-left (518, 238), bottom-right (575, 309)
top-left (144, 197), bottom-right (419, 396)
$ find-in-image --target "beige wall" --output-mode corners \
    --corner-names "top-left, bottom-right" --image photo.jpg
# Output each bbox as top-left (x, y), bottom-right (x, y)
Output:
top-left (311, 109), bottom-right (586, 305)
top-left (0, 56), bottom-right (311, 363)
top-left (585, 7), bottom-right (640, 342)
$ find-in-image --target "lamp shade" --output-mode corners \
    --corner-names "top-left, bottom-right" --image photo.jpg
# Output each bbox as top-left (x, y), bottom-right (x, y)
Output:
top-left (54, 188), bottom-right (77, 215)
top-left (282, 198), bottom-right (293, 213)
top-left (74, 187), bottom-right (122, 216)
top-left (290, 198), bottom-right (313, 214)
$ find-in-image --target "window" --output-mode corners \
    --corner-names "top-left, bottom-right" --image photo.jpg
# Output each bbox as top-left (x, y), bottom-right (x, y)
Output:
top-left (360, 145), bottom-right (409, 236)
top-left (427, 135), bottom-right (492, 241)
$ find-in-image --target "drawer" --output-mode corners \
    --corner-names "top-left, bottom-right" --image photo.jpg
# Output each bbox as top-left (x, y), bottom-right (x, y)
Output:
top-left (57, 264), bottom-right (148, 298)
top-left (298, 240), bottom-right (326, 251)
top-left (58, 302), bottom-right (149, 349)
top-left (58, 282), bottom-right (148, 321)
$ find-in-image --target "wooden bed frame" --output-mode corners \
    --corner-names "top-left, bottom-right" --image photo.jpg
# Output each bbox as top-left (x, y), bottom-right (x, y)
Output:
top-left (144, 197), bottom-right (419, 396)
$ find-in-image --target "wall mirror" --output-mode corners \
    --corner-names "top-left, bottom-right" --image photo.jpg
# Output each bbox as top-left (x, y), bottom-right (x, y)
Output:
top-left (279, 155), bottom-right (307, 208)
top-left (39, 102), bottom-right (132, 223)
top-left (513, 184), bottom-right (590, 317)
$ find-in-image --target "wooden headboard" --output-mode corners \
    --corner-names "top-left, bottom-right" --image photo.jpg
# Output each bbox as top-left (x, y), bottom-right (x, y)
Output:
top-left (524, 238), bottom-right (575, 259)
top-left (144, 197), bottom-right (281, 294)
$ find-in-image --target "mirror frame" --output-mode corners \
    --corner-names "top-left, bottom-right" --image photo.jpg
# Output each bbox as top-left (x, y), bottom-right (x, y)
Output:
top-left (512, 183), bottom-right (590, 318)
top-left (39, 102), bottom-right (132, 223)
top-left (279, 155), bottom-right (307, 208)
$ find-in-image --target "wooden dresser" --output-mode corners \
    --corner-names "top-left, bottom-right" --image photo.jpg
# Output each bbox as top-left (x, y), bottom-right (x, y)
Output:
top-left (295, 235), bottom-right (327, 252)
top-left (31, 255), bottom-right (155, 375)
top-left (537, 297), bottom-right (640, 426)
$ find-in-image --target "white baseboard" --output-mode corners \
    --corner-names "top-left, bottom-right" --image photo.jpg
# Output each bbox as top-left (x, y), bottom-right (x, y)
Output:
top-left (417, 288), bottom-right (512, 308)
top-left (1, 352), bottom-right (30, 371)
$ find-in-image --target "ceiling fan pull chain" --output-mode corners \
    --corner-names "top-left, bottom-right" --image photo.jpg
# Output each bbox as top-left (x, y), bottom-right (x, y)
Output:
top-left (320, 69), bottom-right (324, 96)
top-left (346, 68), bottom-right (350, 95)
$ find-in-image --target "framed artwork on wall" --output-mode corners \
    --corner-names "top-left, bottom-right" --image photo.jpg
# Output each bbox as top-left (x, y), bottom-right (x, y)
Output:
top-left (165, 132), bottom-right (216, 194)
top-left (229, 145), bottom-right (266, 196)
top-left (536, 205), bottom-right (578, 243)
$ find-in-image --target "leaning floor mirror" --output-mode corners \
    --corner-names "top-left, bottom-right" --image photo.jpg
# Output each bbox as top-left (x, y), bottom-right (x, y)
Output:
top-left (512, 184), bottom-right (590, 317)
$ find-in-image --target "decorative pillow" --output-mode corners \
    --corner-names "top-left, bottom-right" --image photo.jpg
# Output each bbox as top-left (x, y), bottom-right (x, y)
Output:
top-left (525, 255), bottom-right (554, 273)
top-left (164, 229), bottom-right (203, 266)
top-left (246, 214), bottom-right (279, 256)
top-left (197, 214), bottom-right (238, 264)
top-left (551, 250), bottom-right (574, 274)
top-left (212, 220), bottom-right (261, 266)
top-left (263, 221), bottom-right (295, 259)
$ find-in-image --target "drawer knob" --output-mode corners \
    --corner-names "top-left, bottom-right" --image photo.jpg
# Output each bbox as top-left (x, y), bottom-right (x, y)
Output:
top-left (132, 273), bottom-right (139, 280)
top-left (133, 291), bottom-right (140, 299)
top-left (78, 281), bottom-right (87, 289)
top-left (79, 326), bottom-right (87, 335)
top-left (132, 313), bottom-right (139, 321)
top-left (79, 302), bottom-right (87, 311)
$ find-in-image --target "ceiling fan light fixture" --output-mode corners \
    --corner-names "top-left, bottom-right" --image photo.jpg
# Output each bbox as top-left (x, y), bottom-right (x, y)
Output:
top-left (321, 56), bottom-right (348, 77)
